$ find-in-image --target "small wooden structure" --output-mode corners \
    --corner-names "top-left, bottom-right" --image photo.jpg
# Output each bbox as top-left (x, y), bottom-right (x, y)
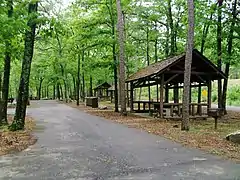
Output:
top-left (126, 49), bottom-right (226, 119)
top-left (108, 84), bottom-right (131, 103)
top-left (93, 82), bottom-right (111, 99)
top-left (86, 97), bottom-right (98, 108)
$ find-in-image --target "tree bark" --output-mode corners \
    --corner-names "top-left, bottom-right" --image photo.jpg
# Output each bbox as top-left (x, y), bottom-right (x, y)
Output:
top-left (1, 0), bottom-right (13, 125)
top-left (89, 75), bottom-right (93, 96)
top-left (37, 77), bottom-right (43, 100)
top-left (72, 75), bottom-right (76, 100)
top-left (10, 2), bottom-right (38, 131)
top-left (56, 83), bottom-right (60, 100)
top-left (116, 0), bottom-right (126, 115)
top-left (53, 84), bottom-right (55, 99)
top-left (167, 0), bottom-right (175, 55)
top-left (181, 0), bottom-right (194, 131)
top-left (146, 23), bottom-right (151, 112)
top-left (76, 53), bottom-right (80, 105)
top-left (222, 0), bottom-right (237, 114)
top-left (82, 50), bottom-right (85, 102)
top-left (217, 1), bottom-right (223, 109)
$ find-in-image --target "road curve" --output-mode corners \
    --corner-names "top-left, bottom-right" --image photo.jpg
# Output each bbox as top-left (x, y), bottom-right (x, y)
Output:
top-left (1, 100), bottom-right (240, 180)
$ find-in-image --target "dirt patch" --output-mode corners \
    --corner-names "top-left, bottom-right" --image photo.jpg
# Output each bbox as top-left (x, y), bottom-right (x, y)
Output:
top-left (67, 102), bottom-right (240, 162)
top-left (0, 116), bottom-right (37, 156)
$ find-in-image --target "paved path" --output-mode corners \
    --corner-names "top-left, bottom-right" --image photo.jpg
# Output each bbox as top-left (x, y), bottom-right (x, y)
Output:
top-left (1, 101), bottom-right (240, 180)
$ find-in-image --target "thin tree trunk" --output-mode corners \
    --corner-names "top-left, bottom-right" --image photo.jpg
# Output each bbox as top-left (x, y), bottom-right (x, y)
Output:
top-left (116, 0), bottom-right (126, 115)
top-left (46, 85), bottom-right (49, 98)
top-left (72, 75), bottom-right (76, 100)
top-left (56, 83), bottom-right (60, 100)
top-left (38, 77), bottom-right (43, 100)
top-left (53, 84), bottom-right (55, 99)
top-left (1, 0), bottom-right (13, 125)
top-left (222, 0), bottom-right (237, 114)
top-left (82, 50), bottom-right (85, 102)
top-left (167, 0), bottom-right (174, 55)
top-left (76, 53), bottom-right (80, 105)
top-left (59, 83), bottom-right (63, 99)
top-left (63, 80), bottom-right (68, 102)
top-left (146, 23), bottom-right (151, 112)
top-left (89, 75), bottom-right (93, 96)
top-left (182, 0), bottom-right (194, 131)
top-left (197, 12), bottom-right (213, 112)
top-left (154, 22), bottom-right (159, 101)
top-left (0, 73), bottom-right (2, 101)
top-left (112, 22), bottom-right (119, 112)
top-left (217, 1), bottom-right (223, 109)
top-left (10, 2), bottom-right (38, 131)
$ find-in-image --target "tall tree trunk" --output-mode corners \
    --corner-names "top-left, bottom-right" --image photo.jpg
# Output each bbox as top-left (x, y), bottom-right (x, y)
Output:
top-left (38, 77), bottom-right (43, 100)
top-left (10, 1), bottom-right (38, 131)
top-left (108, 0), bottom-right (118, 111)
top-left (154, 22), bottom-right (159, 101)
top-left (46, 85), bottom-right (49, 98)
top-left (165, 25), bottom-right (169, 57)
top-left (116, 0), bottom-right (126, 115)
top-left (1, 0), bottom-right (13, 125)
top-left (182, 0), bottom-right (194, 131)
top-left (217, 1), bottom-right (223, 109)
top-left (89, 75), bottom-right (93, 96)
top-left (167, 1), bottom-right (178, 102)
top-left (222, 0), bottom-right (237, 114)
top-left (59, 83), bottom-right (63, 99)
top-left (197, 12), bottom-right (213, 113)
top-left (146, 23), bottom-right (151, 112)
top-left (53, 84), bottom-right (55, 99)
top-left (0, 73), bottom-right (2, 101)
top-left (56, 83), bottom-right (60, 100)
top-left (63, 80), bottom-right (68, 102)
top-left (113, 43), bottom-right (119, 112)
top-left (76, 53), bottom-right (80, 105)
top-left (167, 0), bottom-right (175, 55)
top-left (82, 50), bottom-right (85, 102)
top-left (72, 75), bottom-right (76, 100)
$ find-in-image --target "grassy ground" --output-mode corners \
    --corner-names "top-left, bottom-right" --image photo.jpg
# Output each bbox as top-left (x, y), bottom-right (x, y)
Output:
top-left (67, 101), bottom-right (240, 162)
top-left (0, 116), bottom-right (37, 156)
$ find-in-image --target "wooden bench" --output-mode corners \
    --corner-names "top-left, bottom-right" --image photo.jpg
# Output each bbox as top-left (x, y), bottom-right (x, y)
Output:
top-left (208, 108), bottom-right (224, 129)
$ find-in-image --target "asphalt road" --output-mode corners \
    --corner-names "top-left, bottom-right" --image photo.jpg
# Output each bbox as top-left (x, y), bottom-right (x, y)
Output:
top-left (1, 100), bottom-right (240, 180)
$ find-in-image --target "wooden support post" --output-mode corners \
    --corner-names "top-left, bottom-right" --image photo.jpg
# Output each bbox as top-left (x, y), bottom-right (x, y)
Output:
top-left (148, 83), bottom-right (151, 112)
top-left (160, 75), bottom-right (164, 118)
top-left (197, 83), bottom-right (201, 114)
top-left (207, 80), bottom-right (212, 113)
top-left (130, 82), bottom-right (134, 112)
top-left (156, 84), bottom-right (159, 102)
top-left (165, 84), bottom-right (169, 103)
top-left (173, 83), bottom-right (179, 103)
top-left (143, 102), bottom-right (146, 111)
top-left (189, 86), bottom-right (192, 115)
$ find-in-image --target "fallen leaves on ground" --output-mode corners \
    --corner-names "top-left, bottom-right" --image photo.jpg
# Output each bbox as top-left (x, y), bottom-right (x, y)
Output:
top-left (68, 102), bottom-right (240, 162)
top-left (0, 116), bottom-right (37, 156)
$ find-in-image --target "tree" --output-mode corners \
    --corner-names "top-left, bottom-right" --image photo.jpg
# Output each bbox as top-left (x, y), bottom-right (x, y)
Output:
top-left (116, 0), bottom-right (126, 115)
top-left (10, 1), bottom-right (38, 131)
top-left (0, 0), bottom-right (13, 125)
top-left (217, 0), bottom-right (223, 109)
top-left (181, 0), bottom-right (194, 131)
top-left (222, 0), bottom-right (237, 114)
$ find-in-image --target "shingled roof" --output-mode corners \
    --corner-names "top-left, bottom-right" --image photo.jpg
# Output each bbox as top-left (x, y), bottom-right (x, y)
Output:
top-left (93, 82), bottom-right (111, 90)
top-left (126, 49), bottom-right (226, 83)
top-left (126, 53), bottom-right (184, 82)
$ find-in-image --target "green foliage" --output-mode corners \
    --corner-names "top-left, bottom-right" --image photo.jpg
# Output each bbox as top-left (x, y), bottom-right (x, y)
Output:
top-left (0, 0), bottom-right (239, 105)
